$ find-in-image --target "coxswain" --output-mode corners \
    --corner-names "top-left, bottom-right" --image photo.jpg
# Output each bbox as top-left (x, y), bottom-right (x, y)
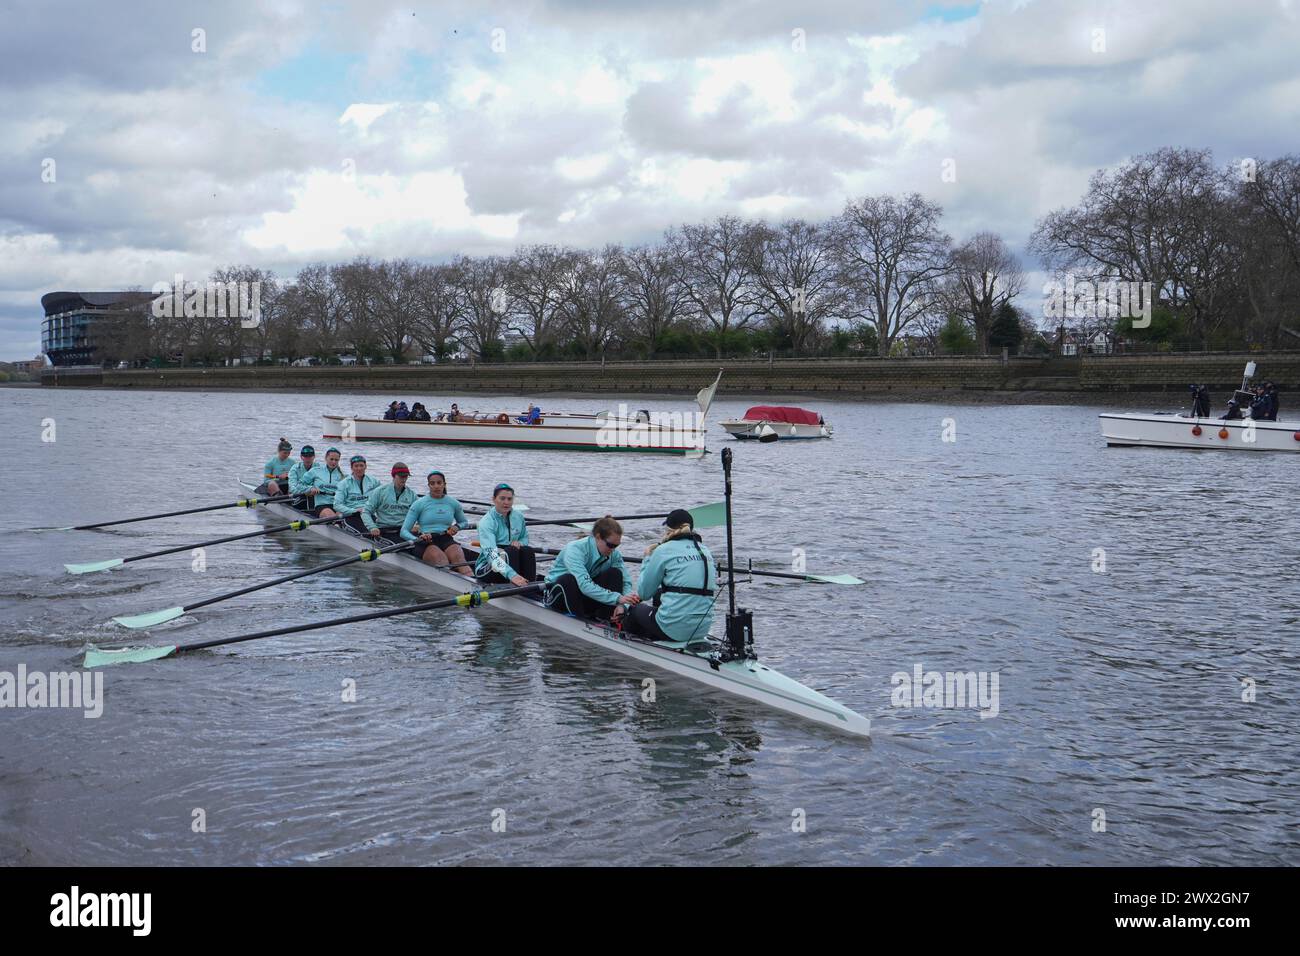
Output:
top-left (324, 455), bottom-right (381, 532)
top-left (624, 509), bottom-right (717, 643)
top-left (473, 483), bottom-right (537, 585)
top-left (543, 516), bottom-right (637, 621)
top-left (361, 463), bottom-right (416, 540)
top-left (400, 470), bottom-right (473, 576)
top-left (262, 439), bottom-right (294, 496)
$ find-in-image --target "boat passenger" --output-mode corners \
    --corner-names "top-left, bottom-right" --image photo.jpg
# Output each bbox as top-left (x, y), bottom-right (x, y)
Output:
top-left (473, 483), bottom-right (537, 585)
top-left (447, 403), bottom-right (462, 422)
top-left (624, 510), bottom-right (717, 643)
top-left (262, 439), bottom-right (294, 496)
top-left (383, 401), bottom-right (400, 421)
top-left (361, 463), bottom-right (417, 540)
top-left (517, 403), bottom-right (541, 425)
top-left (324, 455), bottom-right (381, 533)
top-left (395, 402), bottom-right (411, 421)
top-left (1250, 386), bottom-right (1270, 421)
top-left (401, 470), bottom-right (473, 576)
top-left (1264, 382), bottom-right (1280, 421)
top-left (410, 402), bottom-right (432, 422)
top-left (1220, 399), bottom-right (1243, 421)
top-left (1189, 384), bottom-right (1211, 418)
top-left (543, 517), bottom-right (637, 622)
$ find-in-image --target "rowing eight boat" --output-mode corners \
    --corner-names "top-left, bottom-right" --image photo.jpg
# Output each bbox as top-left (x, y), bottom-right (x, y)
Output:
top-left (232, 478), bottom-right (871, 738)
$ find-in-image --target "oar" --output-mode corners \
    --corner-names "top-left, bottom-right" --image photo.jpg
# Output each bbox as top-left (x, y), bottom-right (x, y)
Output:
top-left (459, 498), bottom-right (529, 512)
top-left (528, 546), bottom-right (863, 586)
top-left (65, 515), bottom-right (343, 575)
top-left (31, 494), bottom-right (299, 532)
top-left (112, 540), bottom-right (416, 629)
top-left (84, 582), bottom-right (542, 667)
top-left (522, 502), bottom-right (726, 531)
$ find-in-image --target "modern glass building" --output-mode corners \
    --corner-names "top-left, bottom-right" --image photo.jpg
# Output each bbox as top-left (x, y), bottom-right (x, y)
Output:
top-left (40, 291), bottom-right (155, 366)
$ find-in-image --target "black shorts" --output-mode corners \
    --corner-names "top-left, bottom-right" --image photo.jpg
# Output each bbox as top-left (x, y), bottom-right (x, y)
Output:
top-left (411, 533), bottom-right (460, 558)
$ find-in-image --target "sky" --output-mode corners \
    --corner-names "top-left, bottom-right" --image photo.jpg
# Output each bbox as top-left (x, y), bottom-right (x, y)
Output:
top-left (3, 0), bottom-right (1299, 360)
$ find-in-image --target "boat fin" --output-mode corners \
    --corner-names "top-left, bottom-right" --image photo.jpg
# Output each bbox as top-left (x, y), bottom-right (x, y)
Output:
top-left (112, 606), bottom-right (186, 629)
top-left (65, 557), bottom-right (125, 575)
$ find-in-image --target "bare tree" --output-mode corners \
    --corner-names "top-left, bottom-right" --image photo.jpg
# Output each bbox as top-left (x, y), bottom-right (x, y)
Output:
top-left (746, 218), bottom-right (842, 353)
top-left (410, 263), bottom-right (463, 360)
top-left (618, 243), bottom-right (690, 356)
top-left (450, 254), bottom-right (510, 360)
top-left (561, 245), bottom-right (626, 358)
top-left (293, 263), bottom-right (346, 358)
top-left (369, 258), bottom-right (421, 361)
top-left (832, 194), bottom-right (953, 356)
top-left (332, 257), bottom-right (384, 360)
top-left (946, 232), bottom-right (1023, 354)
top-left (667, 215), bottom-right (760, 358)
top-left (504, 245), bottom-right (576, 358)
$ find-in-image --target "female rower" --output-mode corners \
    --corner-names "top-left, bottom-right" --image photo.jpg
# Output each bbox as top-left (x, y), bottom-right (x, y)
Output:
top-left (401, 470), bottom-right (473, 576)
top-left (262, 438), bottom-right (294, 496)
top-left (623, 509), bottom-right (717, 643)
top-left (361, 463), bottom-right (417, 540)
top-left (473, 483), bottom-right (537, 585)
top-left (543, 516), bottom-right (638, 621)
top-left (304, 448), bottom-right (346, 516)
top-left (322, 455), bottom-right (380, 532)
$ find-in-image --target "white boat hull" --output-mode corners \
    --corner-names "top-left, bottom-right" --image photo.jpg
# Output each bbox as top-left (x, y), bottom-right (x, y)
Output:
top-left (323, 413), bottom-right (705, 455)
top-left (1099, 413), bottom-right (1300, 451)
top-left (720, 420), bottom-right (833, 440)
top-left (236, 481), bottom-right (871, 738)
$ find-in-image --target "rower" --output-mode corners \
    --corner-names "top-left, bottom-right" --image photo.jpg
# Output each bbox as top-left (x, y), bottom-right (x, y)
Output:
top-left (401, 470), bottom-right (473, 576)
top-left (624, 509), bottom-right (718, 644)
top-left (262, 438), bottom-right (294, 496)
top-left (361, 462), bottom-right (416, 541)
top-left (312, 448), bottom-right (347, 517)
top-left (325, 455), bottom-right (381, 533)
top-left (542, 516), bottom-right (637, 622)
top-left (287, 445), bottom-right (319, 509)
top-left (473, 483), bottom-right (537, 585)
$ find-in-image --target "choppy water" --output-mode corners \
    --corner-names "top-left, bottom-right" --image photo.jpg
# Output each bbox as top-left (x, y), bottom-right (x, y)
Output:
top-left (1, 386), bottom-right (1297, 865)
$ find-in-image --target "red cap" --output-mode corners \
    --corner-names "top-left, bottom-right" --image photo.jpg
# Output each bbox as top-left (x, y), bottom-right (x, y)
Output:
top-left (391, 463), bottom-right (411, 476)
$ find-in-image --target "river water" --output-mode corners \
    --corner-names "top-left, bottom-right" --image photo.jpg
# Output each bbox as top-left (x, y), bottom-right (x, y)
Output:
top-left (1, 387), bottom-right (1296, 865)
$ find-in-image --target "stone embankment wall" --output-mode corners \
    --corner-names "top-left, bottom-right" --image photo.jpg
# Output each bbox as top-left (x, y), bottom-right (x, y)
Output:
top-left (40, 353), bottom-right (1300, 393)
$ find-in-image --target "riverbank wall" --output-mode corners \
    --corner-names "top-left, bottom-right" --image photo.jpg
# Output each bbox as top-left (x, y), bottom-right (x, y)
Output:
top-left (39, 353), bottom-right (1300, 395)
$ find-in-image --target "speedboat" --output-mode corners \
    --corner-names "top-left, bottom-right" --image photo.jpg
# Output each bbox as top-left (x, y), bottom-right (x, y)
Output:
top-left (720, 405), bottom-right (832, 441)
top-left (1099, 363), bottom-right (1295, 452)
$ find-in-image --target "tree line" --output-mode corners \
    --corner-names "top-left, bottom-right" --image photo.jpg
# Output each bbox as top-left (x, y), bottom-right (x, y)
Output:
top-left (95, 148), bottom-right (1300, 367)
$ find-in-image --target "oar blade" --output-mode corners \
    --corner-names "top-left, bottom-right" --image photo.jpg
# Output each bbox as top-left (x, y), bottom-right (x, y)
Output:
top-left (687, 501), bottom-right (727, 529)
top-left (65, 558), bottom-right (125, 575)
top-left (567, 522), bottom-right (594, 532)
top-left (112, 606), bottom-right (185, 629)
top-left (806, 573), bottom-right (865, 586)
top-left (83, 643), bottom-right (178, 668)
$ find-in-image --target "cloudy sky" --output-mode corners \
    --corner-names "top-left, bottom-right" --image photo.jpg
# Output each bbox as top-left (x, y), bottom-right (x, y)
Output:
top-left (3, 0), bottom-right (1299, 360)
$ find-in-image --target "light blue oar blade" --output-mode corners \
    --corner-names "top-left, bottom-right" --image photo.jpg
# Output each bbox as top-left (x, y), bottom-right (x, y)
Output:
top-left (112, 606), bottom-right (185, 629)
top-left (514, 502), bottom-right (529, 512)
top-left (83, 643), bottom-right (178, 668)
top-left (806, 573), bottom-right (865, 586)
top-left (688, 501), bottom-right (727, 529)
top-left (65, 557), bottom-right (125, 575)
top-left (567, 522), bottom-right (594, 532)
